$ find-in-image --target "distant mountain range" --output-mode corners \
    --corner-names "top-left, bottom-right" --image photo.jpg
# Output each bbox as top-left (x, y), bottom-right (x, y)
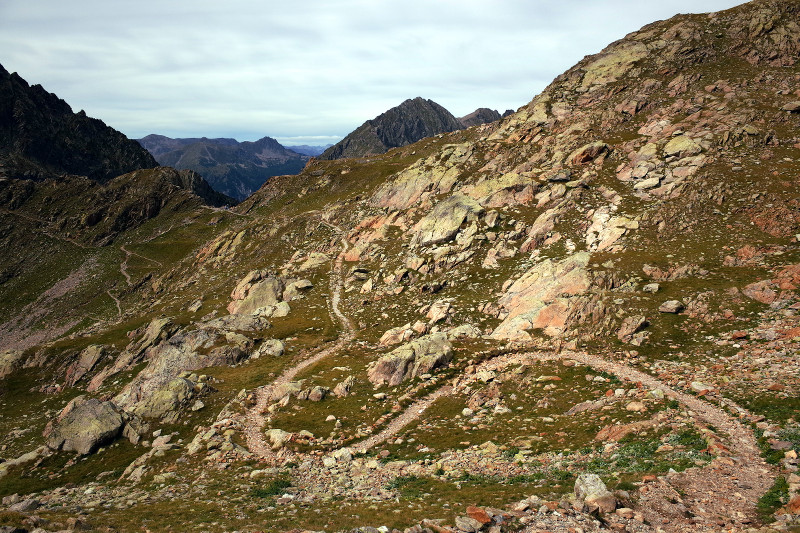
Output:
top-left (137, 135), bottom-right (309, 201)
top-left (318, 97), bottom-right (509, 160)
top-left (285, 144), bottom-right (333, 157)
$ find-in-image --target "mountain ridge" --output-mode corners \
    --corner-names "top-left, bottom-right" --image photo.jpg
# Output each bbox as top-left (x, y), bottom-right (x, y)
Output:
top-left (138, 134), bottom-right (308, 201)
top-left (0, 64), bottom-right (158, 182)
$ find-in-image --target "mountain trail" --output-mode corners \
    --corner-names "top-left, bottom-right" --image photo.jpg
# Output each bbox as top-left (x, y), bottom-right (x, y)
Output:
top-left (348, 348), bottom-right (773, 530)
top-left (106, 290), bottom-right (122, 317)
top-left (243, 221), bottom-right (355, 462)
top-left (119, 245), bottom-right (162, 286)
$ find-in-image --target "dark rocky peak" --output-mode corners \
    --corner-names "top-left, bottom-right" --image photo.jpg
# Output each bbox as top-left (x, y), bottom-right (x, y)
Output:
top-left (458, 107), bottom-right (502, 128)
top-left (318, 97), bottom-right (464, 160)
top-left (0, 64), bottom-right (157, 183)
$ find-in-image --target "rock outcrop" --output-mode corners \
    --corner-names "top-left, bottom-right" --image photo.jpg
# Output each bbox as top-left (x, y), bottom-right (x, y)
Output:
top-left (411, 193), bottom-right (484, 247)
top-left (574, 473), bottom-right (616, 513)
top-left (368, 333), bottom-right (453, 386)
top-left (492, 253), bottom-right (592, 340)
top-left (45, 397), bottom-right (125, 455)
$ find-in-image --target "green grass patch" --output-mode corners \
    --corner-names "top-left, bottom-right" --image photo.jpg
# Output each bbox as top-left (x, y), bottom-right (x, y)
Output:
top-left (757, 476), bottom-right (788, 523)
top-left (251, 478), bottom-right (292, 498)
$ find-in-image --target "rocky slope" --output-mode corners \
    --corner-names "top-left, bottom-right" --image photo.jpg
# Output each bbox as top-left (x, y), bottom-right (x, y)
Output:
top-left (0, 64), bottom-right (158, 182)
top-left (319, 97), bottom-right (466, 160)
top-left (138, 134), bottom-right (308, 201)
top-left (2, 1), bottom-right (800, 532)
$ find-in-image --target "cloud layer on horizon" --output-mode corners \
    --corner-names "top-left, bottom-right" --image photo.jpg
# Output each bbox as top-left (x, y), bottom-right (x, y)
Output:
top-left (0, 0), bottom-right (744, 145)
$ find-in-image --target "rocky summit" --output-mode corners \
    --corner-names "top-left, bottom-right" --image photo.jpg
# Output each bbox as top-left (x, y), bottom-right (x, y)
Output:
top-left (2, 1), bottom-right (800, 532)
top-left (319, 97), bottom-right (467, 160)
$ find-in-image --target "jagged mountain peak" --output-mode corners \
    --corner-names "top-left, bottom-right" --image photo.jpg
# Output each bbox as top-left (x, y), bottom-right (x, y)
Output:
top-left (137, 134), bottom-right (307, 201)
top-left (0, 64), bottom-right (158, 182)
top-left (318, 96), bottom-right (465, 160)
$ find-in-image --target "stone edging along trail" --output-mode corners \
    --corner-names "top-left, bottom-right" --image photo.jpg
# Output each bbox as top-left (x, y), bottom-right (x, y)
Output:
top-left (243, 222), bottom-right (355, 461)
top-left (349, 349), bottom-right (775, 529)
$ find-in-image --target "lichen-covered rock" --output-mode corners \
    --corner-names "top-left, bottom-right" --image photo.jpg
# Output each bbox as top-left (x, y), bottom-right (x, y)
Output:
top-left (131, 377), bottom-right (194, 420)
top-left (283, 279), bottom-right (313, 301)
top-left (87, 317), bottom-right (177, 392)
top-left (228, 275), bottom-right (284, 315)
top-left (575, 473), bottom-right (616, 513)
top-left (617, 315), bottom-right (649, 342)
top-left (45, 397), bottom-right (125, 455)
top-left (368, 333), bottom-right (453, 386)
top-left (379, 324), bottom-right (414, 346)
top-left (333, 375), bottom-right (356, 397)
top-left (411, 193), bottom-right (484, 247)
top-left (253, 339), bottom-right (285, 358)
top-left (580, 40), bottom-right (648, 88)
top-left (298, 253), bottom-right (330, 272)
top-left (663, 135), bottom-right (702, 158)
top-left (0, 350), bottom-right (24, 379)
top-left (658, 300), bottom-right (685, 313)
top-left (585, 208), bottom-right (638, 251)
top-left (265, 428), bottom-right (292, 450)
top-left (202, 314), bottom-right (270, 332)
top-left (491, 252), bottom-right (592, 341)
top-left (64, 345), bottom-right (105, 387)
top-left (113, 328), bottom-right (243, 416)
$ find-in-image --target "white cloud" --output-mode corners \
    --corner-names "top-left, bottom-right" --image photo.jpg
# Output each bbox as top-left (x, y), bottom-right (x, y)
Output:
top-left (0, 0), bottom-right (745, 143)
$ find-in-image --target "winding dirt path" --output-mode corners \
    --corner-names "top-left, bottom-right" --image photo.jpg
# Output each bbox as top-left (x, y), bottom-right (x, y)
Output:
top-left (106, 290), bottom-right (122, 317)
top-left (243, 222), bottom-right (355, 461)
top-left (350, 348), bottom-right (774, 530)
top-left (354, 385), bottom-right (453, 451)
top-left (119, 245), bottom-right (162, 286)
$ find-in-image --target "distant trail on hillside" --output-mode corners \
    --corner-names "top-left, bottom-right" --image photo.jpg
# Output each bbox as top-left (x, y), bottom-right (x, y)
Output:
top-left (119, 245), bottom-right (162, 286)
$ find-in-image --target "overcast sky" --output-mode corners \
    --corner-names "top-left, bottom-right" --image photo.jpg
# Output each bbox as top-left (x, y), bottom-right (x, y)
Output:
top-left (1, 0), bottom-right (745, 146)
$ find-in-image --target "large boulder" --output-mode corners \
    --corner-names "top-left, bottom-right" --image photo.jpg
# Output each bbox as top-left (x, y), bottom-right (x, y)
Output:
top-left (411, 193), bottom-right (484, 247)
top-left (568, 141), bottom-right (610, 165)
top-left (298, 253), bottom-right (330, 272)
top-left (45, 397), bottom-right (125, 455)
top-left (491, 252), bottom-right (591, 341)
top-left (0, 350), bottom-right (24, 379)
top-left (113, 328), bottom-right (244, 415)
top-left (368, 333), bottom-right (453, 386)
top-left (253, 339), bottom-right (285, 358)
top-left (131, 377), bottom-right (195, 420)
top-left (663, 135), bottom-right (702, 158)
top-left (202, 314), bottom-right (270, 332)
top-left (574, 473), bottom-right (616, 513)
top-left (228, 275), bottom-right (284, 315)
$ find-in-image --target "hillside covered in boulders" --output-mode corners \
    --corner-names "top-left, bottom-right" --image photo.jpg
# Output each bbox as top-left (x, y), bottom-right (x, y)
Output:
top-left (1, 1), bottom-right (800, 532)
